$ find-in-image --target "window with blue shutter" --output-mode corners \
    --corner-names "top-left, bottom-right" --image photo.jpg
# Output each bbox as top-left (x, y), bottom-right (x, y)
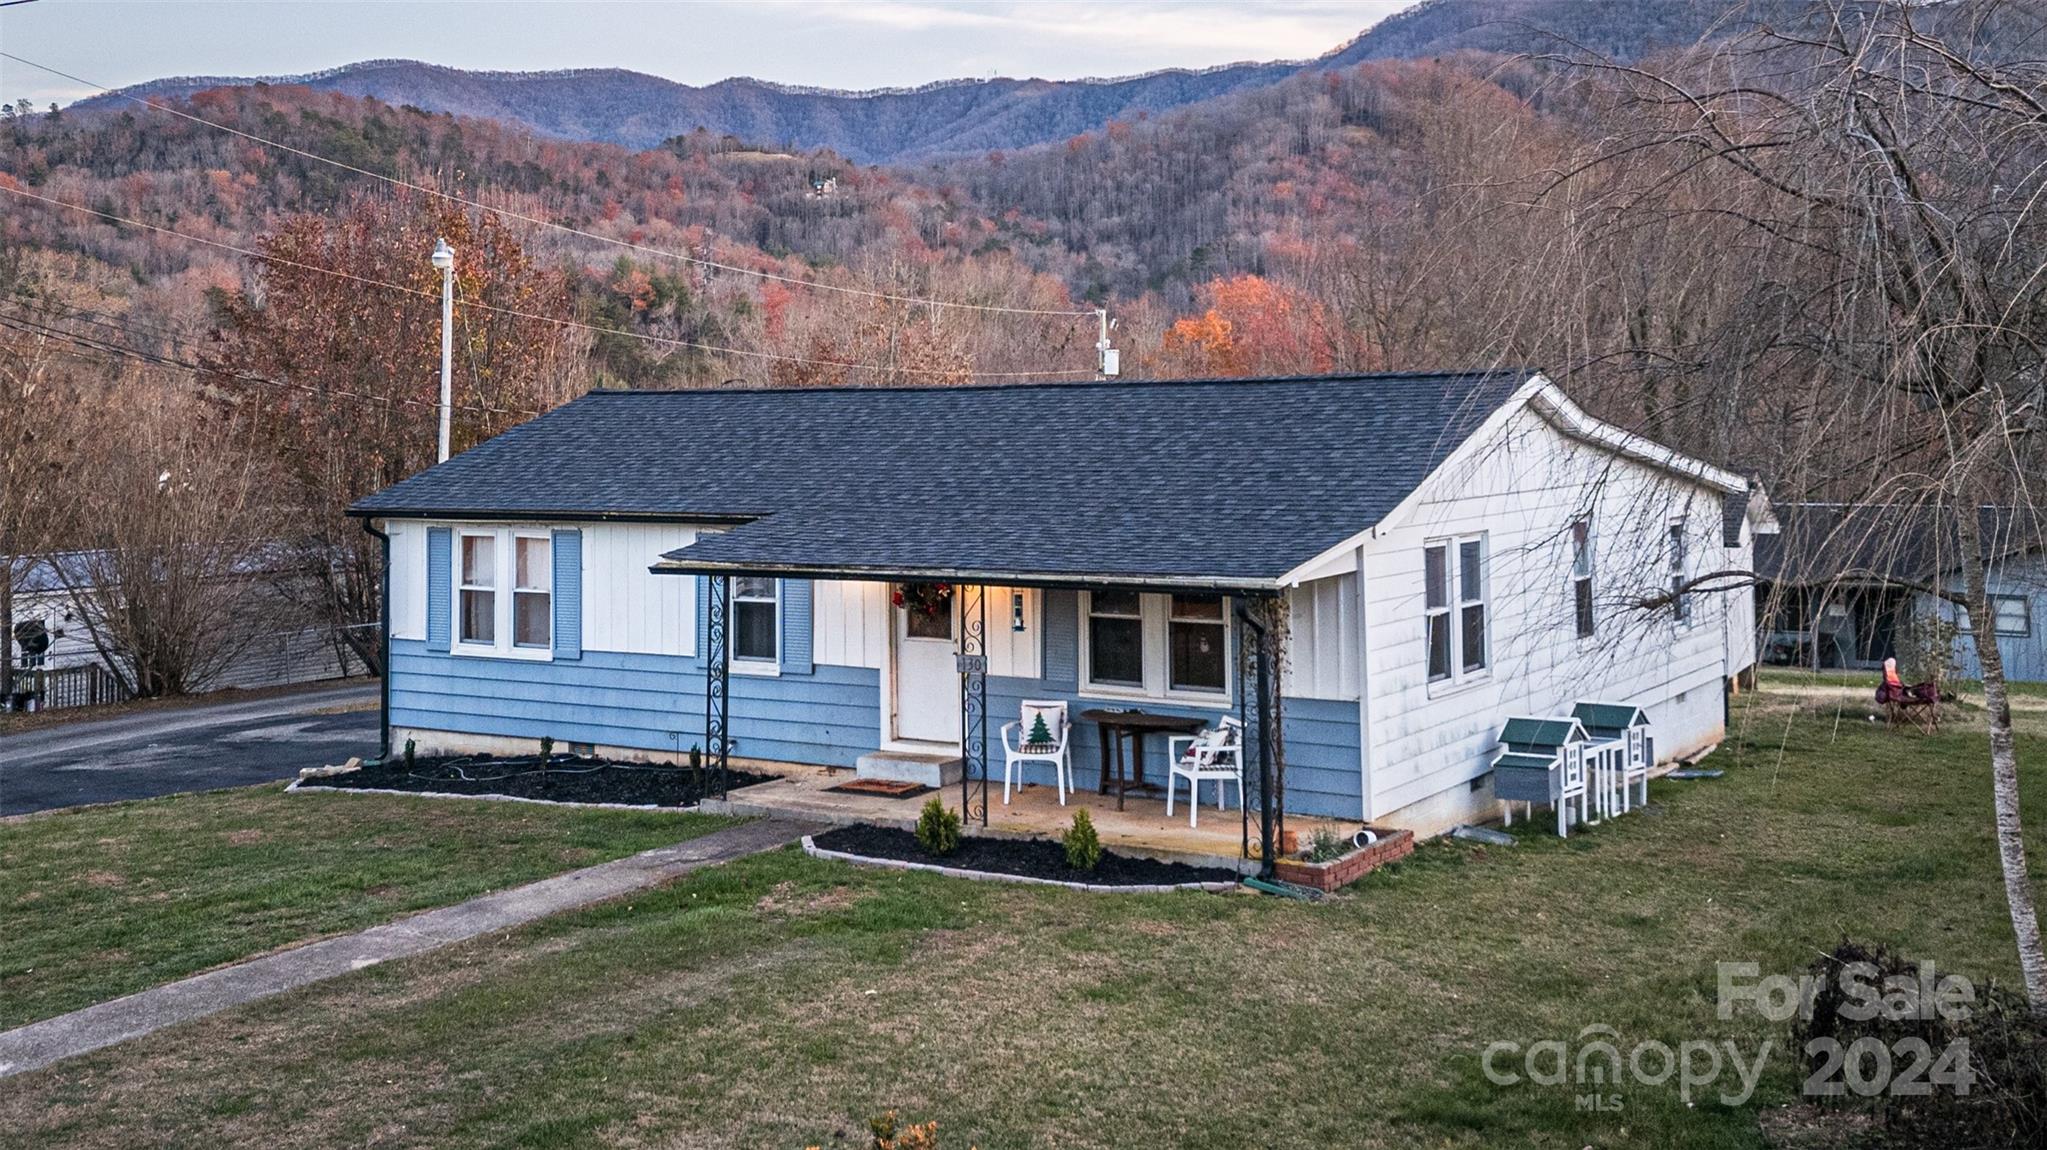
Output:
top-left (551, 528), bottom-right (582, 660)
top-left (425, 526), bottom-right (452, 652)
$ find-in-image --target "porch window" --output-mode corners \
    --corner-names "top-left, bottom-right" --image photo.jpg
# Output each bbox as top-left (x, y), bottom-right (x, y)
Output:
top-left (459, 533), bottom-right (496, 645)
top-left (1082, 591), bottom-right (1231, 699)
top-left (1086, 590), bottom-right (1145, 688)
top-left (1571, 518), bottom-right (1595, 638)
top-left (1424, 544), bottom-right (1451, 682)
top-left (1168, 594), bottom-right (1227, 693)
top-left (732, 577), bottom-right (778, 663)
top-left (1669, 521), bottom-right (1692, 625)
top-left (513, 536), bottom-right (552, 649)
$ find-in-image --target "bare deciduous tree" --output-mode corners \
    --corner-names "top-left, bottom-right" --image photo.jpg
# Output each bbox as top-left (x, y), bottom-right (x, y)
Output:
top-left (1561, 0), bottom-right (2047, 1006)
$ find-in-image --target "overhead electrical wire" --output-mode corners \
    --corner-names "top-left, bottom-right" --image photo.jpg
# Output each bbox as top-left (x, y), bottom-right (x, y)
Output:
top-left (1, 50), bottom-right (1102, 320)
top-left (0, 184), bottom-right (1095, 379)
top-left (0, 307), bottom-right (549, 419)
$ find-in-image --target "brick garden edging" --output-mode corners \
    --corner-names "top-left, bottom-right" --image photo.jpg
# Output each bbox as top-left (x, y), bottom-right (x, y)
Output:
top-left (1271, 827), bottom-right (1414, 891)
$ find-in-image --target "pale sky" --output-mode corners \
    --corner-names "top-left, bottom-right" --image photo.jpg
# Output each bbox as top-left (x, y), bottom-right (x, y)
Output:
top-left (0, 1), bottom-right (1411, 107)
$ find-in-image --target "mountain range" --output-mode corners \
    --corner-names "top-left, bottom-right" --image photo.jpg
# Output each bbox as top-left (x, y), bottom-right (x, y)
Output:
top-left (74, 0), bottom-right (1807, 163)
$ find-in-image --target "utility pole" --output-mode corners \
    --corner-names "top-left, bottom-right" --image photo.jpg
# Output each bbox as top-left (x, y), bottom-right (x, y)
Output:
top-left (432, 238), bottom-right (455, 463)
top-left (1095, 307), bottom-right (1118, 378)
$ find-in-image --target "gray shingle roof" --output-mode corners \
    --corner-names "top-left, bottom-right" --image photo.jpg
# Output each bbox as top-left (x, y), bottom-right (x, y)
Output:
top-left (351, 371), bottom-right (1532, 587)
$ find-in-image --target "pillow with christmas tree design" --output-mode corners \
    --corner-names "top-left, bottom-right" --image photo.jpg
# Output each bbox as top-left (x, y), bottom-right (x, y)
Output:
top-left (1019, 705), bottom-right (1062, 753)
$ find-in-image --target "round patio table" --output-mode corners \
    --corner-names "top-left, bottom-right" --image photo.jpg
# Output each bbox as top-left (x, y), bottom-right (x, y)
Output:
top-left (1076, 707), bottom-right (1209, 811)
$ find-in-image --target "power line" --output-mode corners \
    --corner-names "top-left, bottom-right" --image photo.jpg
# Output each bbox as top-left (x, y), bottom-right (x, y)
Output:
top-left (0, 184), bottom-right (1094, 379)
top-left (0, 308), bottom-right (547, 419)
top-left (3, 50), bottom-right (1100, 320)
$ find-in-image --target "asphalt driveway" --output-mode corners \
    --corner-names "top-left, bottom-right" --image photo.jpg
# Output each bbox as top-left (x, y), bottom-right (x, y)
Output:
top-left (0, 684), bottom-right (381, 817)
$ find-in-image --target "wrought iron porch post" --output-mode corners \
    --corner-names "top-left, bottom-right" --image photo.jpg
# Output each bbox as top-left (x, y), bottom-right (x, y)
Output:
top-left (1237, 600), bottom-right (1277, 880)
top-left (705, 575), bottom-right (730, 798)
top-left (958, 583), bottom-right (989, 827)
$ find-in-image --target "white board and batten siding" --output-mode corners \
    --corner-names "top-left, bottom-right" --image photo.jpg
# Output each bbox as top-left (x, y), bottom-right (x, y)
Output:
top-left (810, 580), bottom-right (1043, 680)
top-left (1359, 404), bottom-right (1747, 828)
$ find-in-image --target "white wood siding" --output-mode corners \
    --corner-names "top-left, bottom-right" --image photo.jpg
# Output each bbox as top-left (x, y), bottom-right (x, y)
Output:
top-left (1362, 405), bottom-right (1745, 817)
top-left (1285, 573), bottom-right (1361, 701)
top-left (388, 521), bottom-right (425, 641)
top-left (580, 523), bottom-right (700, 656)
top-left (813, 579), bottom-right (887, 669)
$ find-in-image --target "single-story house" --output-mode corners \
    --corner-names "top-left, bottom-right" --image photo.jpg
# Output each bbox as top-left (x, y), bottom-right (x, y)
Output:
top-left (350, 370), bottom-right (1757, 839)
top-left (1754, 502), bottom-right (2045, 682)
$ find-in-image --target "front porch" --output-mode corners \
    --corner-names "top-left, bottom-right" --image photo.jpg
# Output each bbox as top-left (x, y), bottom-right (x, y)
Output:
top-left (702, 756), bottom-right (1356, 874)
top-left (678, 573), bottom-right (1311, 877)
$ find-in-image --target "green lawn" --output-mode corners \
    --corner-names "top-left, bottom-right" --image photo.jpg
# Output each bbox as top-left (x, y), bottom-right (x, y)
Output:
top-left (1, 695), bottom-right (2041, 1149)
top-left (0, 786), bottom-right (732, 1028)
top-left (1757, 663), bottom-right (2047, 699)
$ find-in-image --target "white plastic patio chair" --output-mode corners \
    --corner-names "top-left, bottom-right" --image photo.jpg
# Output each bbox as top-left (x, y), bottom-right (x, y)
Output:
top-left (1165, 716), bottom-right (1244, 828)
top-left (1001, 700), bottom-right (1072, 805)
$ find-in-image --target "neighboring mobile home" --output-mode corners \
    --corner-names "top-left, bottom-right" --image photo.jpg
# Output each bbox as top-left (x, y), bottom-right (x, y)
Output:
top-left (351, 371), bottom-right (1757, 837)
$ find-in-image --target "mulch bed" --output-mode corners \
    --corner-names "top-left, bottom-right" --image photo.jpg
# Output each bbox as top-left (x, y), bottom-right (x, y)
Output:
top-left (812, 823), bottom-right (1241, 888)
top-left (304, 754), bottom-right (774, 808)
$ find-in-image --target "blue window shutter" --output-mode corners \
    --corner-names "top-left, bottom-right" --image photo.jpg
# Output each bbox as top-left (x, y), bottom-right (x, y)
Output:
top-left (1042, 589), bottom-right (1078, 686)
top-left (425, 527), bottom-right (451, 653)
top-left (551, 528), bottom-right (582, 660)
top-left (780, 579), bottom-right (813, 674)
top-left (694, 576), bottom-right (711, 667)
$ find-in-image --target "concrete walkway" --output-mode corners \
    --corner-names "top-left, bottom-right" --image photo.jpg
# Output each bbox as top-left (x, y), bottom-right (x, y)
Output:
top-left (0, 817), bottom-right (823, 1079)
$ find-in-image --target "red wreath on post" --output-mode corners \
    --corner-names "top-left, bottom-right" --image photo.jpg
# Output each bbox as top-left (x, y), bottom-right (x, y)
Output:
top-left (893, 582), bottom-right (954, 615)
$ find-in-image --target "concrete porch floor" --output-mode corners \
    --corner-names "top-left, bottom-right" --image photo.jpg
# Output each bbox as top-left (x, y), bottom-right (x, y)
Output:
top-left (701, 758), bottom-right (1364, 873)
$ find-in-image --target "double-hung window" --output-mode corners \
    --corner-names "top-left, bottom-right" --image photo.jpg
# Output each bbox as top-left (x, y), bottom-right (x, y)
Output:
top-left (512, 536), bottom-right (552, 649)
top-left (1669, 521), bottom-right (1692, 625)
top-left (732, 577), bottom-right (779, 665)
top-left (454, 528), bottom-right (551, 657)
top-left (1571, 518), bottom-right (1595, 639)
top-left (1082, 591), bottom-right (1230, 699)
top-left (1425, 535), bottom-right (1488, 685)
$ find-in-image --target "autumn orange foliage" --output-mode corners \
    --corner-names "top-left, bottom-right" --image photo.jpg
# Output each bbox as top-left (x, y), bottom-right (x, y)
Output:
top-left (1160, 274), bottom-right (1331, 377)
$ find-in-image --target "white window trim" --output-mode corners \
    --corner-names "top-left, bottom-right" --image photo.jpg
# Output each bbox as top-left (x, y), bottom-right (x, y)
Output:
top-left (730, 577), bottom-right (781, 675)
top-left (1668, 517), bottom-right (1694, 629)
top-left (1968, 593), bottom-right (2033, 638)
top-left (451, 526), bottom-right (553, 662)
top-left (1571, 517), bottom-right (1596, 642)
top-left (1425, 533), bottom-right (1491, 696)
top-left (1079, 591), bottom-right (1233, 704)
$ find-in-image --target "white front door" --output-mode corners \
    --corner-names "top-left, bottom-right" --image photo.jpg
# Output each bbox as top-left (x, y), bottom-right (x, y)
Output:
top-left (893, 586), bottom-right (961, 745)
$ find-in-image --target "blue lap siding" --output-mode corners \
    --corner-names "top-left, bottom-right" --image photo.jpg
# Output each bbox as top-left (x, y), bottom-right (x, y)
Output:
top-left (388, 639), bottom-right (879, 767)
top-left (389, 611), bottom-right (1365, 818)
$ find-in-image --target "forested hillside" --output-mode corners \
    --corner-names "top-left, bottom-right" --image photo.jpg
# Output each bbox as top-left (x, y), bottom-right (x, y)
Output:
top-left (70, 0), bottom-right (1810, 161)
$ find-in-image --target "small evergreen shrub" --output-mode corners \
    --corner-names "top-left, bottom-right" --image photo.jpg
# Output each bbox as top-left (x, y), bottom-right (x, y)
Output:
top-left (539, 735), bottom-right (555, 759)
top-left (1062, 808), bottom-right (1102, 871)
top-left (914, 798), bottom-right (962, 857)
top-left (402, 738), bottom-right (416, 770)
